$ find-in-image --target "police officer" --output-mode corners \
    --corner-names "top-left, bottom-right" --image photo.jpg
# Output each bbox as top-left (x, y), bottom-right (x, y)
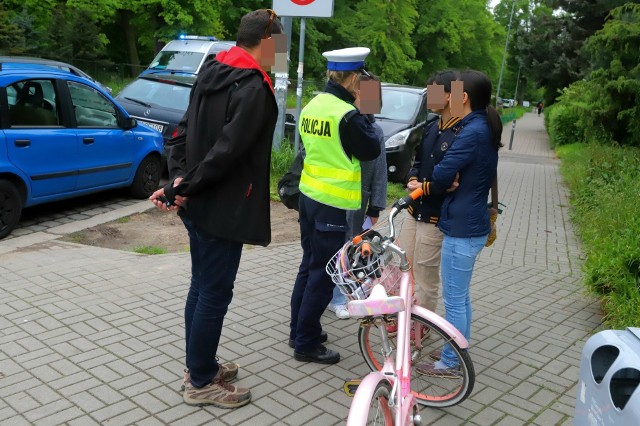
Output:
top-left (289, 47), bottom-right (381, 364)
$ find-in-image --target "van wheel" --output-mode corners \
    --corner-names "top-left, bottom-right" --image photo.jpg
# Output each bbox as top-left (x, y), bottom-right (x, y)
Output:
top-left (131, 156), bottom-right (161, 198)
top-left (0, 180), bottom-right (23, 239)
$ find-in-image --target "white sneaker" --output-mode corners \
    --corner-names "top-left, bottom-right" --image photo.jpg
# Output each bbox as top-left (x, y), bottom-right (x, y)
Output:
top-left (328, 303), bottom-right (350, 320)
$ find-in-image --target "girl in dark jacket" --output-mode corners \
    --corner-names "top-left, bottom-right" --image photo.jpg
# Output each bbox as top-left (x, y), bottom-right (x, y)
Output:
top-left (414, 70), bottom-right (502, 376)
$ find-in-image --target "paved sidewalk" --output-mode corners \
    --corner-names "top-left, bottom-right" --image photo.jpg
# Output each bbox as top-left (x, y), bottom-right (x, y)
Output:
top-left (0, 111), bottom-right (602, 425)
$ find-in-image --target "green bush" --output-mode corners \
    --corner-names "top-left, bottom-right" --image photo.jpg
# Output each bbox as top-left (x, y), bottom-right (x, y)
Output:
top-left (557, 143), bottom-right (640, 328)
top-left (546, 103), bottom-right (582, 146)
top-left (585, 4), bottom-right (640, 147)
top-left (546, 76), bottom-right (620, 148)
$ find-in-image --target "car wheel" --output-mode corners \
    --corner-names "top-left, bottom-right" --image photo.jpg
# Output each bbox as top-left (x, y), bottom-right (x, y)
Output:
top-left (0, 180), bottom-right (23, 239)
top-left (130, 155), bottom-right (162, 198)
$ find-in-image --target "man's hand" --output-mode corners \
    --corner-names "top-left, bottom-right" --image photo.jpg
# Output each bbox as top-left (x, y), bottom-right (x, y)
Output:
top-left (172, 177), bottom-right (187, 207)
top-left (406, 179), bottom-right (421, 191)
top-left (149, 188), bottom-right (177, 211)
top-left (149, 177), bottom-right (186, 211)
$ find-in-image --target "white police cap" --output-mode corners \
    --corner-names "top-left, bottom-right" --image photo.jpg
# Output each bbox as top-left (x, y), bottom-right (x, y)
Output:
top-left (323, 47), bottom-right (370, 71)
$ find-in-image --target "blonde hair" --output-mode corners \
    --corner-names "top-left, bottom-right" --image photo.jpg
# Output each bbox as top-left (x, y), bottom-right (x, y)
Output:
top-left (326, 70), bottom-right (358, 85)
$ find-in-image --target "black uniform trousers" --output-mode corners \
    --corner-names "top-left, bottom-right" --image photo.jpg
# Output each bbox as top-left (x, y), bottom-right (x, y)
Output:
top-left (290, 193), bottom-right (349, 352)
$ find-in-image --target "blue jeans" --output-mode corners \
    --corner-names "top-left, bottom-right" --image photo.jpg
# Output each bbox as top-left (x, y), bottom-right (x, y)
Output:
top-left (440, 234), bottom-right (487, 367)
top-left (182, 217), bottom-right (243, 388)
top-left (330, 284), bottom-right (346, 305)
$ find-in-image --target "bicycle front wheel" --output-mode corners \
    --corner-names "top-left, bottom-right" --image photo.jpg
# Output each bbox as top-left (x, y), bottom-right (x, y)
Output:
top-left (348, 379), bottom-right (394, 426)
top-left (358, 313), bottom-right (475, 407)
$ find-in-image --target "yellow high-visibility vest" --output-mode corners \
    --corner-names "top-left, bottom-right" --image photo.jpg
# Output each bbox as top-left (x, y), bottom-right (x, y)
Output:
top-left (299, 93), bottom-right (361, 210)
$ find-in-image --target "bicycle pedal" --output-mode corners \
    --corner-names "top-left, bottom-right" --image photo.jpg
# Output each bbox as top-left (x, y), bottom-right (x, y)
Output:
top-left (343, 379), bottom-right (361, 397)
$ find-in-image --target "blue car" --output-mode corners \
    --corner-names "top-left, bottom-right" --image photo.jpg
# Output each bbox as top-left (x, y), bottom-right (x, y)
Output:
top-left (0, 62), bottom-right (164, 239)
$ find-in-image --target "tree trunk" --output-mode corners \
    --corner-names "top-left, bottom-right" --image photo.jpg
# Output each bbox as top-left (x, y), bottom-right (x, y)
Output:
top-left (517, 76), bottom-right (527, 105)
top-left (150, 12), bottom-right (164, 55)
top-left (118, 9), bottom-right (140, 76)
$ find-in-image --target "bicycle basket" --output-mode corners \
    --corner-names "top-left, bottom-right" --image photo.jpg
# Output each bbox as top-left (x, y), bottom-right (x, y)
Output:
top-left (326, 231), bottom-right (403, 301)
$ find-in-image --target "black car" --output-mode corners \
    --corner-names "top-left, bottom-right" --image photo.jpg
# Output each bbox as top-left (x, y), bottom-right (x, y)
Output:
top-left (375, 83), bottom-right (437, 182)
top-left (115, 72), bottom-right (196, 142)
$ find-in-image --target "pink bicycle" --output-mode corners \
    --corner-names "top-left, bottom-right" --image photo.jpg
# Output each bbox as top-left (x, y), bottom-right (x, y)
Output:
top-left (327, 189), bottom-right (475, 425)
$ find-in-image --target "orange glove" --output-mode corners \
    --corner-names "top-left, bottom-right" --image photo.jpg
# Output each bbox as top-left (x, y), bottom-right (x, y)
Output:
top-left (485, 212), bottom-right (498, 247)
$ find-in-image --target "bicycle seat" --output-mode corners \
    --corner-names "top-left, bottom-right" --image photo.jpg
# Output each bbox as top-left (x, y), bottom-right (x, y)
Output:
top-left (347, 283), bottom-right (405, 317)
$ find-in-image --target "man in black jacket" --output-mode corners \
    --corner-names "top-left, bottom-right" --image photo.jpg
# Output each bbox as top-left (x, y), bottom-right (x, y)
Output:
top-left (150, 9), bottom-right (282, 409)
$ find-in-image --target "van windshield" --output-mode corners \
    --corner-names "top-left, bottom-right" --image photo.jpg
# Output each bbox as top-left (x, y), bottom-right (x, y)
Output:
top-left (149, 51), bottom-right (204, 73)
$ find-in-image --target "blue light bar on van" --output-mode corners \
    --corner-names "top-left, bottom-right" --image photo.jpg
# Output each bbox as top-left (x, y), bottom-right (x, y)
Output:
top-left (178, 35), bottom-right (218, 41)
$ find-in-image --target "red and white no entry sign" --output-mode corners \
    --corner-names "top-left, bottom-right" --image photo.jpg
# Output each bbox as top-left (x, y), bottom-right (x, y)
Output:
top-left (273, 0), bottom-right (333, 17)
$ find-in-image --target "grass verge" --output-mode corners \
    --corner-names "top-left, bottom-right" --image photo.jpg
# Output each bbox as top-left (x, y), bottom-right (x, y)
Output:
top-left (556, 142), bottom-right (640, 328)
top-left (133, 245), bottom-right (168, 255)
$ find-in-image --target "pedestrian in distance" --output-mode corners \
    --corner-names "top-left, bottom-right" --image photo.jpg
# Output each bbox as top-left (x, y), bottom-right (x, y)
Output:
top-left (537, 101), bottom-right (543, 116)
top-left (412, 70), bottom-right (502, 377)
top-left (149, 8), bottom-right (283, 409)
top-left (290, 47), bottom-right (381, 364)
top-left (399, 70), bottom-right (462, 325)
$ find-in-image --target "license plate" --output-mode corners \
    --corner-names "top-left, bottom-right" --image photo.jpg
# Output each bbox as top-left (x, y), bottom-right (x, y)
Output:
top-left (138, 120), bottom-right (164, 133)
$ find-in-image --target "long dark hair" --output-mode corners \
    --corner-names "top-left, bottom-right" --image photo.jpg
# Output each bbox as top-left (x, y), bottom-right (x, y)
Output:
top-left (459, 70), bottom-right (503, 150)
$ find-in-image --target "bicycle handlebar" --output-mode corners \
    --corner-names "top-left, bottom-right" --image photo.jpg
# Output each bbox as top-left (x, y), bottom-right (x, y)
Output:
top-left (388, 187), bottom-right (423, 240)
top-left (347, 187), bottom-right (424, 261)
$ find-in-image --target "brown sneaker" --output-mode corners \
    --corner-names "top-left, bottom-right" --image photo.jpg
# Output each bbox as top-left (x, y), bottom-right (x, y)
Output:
top-left (183, 375), bottom-right (251, 408)
top-left (181, 362), bottom-right (240, 391)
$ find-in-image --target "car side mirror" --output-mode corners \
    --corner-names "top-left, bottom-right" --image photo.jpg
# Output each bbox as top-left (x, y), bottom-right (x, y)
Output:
top-left (124, 117), bottom-right (137, 130)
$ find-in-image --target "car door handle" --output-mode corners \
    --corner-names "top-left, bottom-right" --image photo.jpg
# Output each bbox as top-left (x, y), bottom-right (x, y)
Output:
top-left (83, 137), bottom-right (95, 144)
top-left (15, 139), bottom-right (30, 147)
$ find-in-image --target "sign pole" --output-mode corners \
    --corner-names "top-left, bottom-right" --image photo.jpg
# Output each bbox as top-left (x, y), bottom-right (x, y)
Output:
top-left (293, 17), bottom-right (306, 154)
top-left (273, 0), bottom-right (333, 152)
top-left (272, 16), bottom-right (291, 150)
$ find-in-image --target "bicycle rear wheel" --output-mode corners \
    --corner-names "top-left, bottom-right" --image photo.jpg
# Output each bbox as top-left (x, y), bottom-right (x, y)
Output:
top-left (349, 379), bottom-right (394, 426)
top-left (358, 313), bottom-right (475, 407)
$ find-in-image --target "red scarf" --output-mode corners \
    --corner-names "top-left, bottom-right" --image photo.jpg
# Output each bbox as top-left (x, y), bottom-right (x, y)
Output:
top-left (216, 46), bottom-right (274, 93)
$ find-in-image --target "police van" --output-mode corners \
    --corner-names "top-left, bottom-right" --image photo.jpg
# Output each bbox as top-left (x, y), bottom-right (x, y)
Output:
top-left (141, 35), bottom-right (235, 76)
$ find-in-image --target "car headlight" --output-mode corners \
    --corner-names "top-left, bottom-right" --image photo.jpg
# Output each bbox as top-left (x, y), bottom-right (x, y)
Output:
top-left (385, 129), bottom-right (411, 149)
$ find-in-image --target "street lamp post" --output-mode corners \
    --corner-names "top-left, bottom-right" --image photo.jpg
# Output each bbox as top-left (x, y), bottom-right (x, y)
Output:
top-left (513, 65), bottom-right (521, 105)
top-left (496, 0), bottom-right (517, 107)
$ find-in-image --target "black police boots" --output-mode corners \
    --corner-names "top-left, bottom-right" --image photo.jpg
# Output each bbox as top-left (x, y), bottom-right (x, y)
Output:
top-left (294, 344), bottom-right (340, 364)
top-left (288, 330), bottom-right (327, 349)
